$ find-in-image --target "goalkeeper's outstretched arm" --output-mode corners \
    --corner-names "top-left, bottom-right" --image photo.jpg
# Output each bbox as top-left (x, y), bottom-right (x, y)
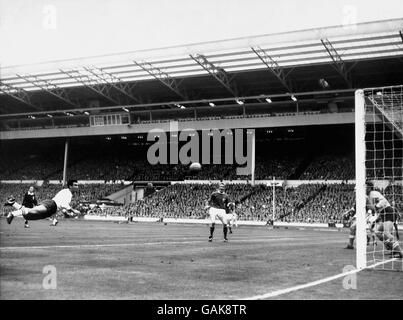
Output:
top-left (343, 206), bottom-right (356, 220)
top-left (62, 207), bottom-right (80, 217)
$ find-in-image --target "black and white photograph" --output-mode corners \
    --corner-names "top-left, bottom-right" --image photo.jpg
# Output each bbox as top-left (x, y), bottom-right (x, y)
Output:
top-left (0, 0), bottom-right (402, 307)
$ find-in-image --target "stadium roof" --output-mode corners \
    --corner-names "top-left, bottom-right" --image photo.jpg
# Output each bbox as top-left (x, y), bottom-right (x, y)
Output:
top-left (0, 18), bottom-right (402, 117)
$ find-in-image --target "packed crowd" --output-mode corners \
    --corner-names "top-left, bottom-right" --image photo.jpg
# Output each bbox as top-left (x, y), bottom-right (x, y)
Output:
top-left (2, 181), bottom-right (402, 224)
top-left (0, 154), bottom-right (64, 180)
top-left (105, 183), bottom-right (358, 223)
top-left (300, 155), bottom-right (354, 180)
top-left (1, 154), bottom-right (358, 181)
top-left (291, 184), bottom-right (355, 223)
top-left (253, 156), bottom-right (302, 180)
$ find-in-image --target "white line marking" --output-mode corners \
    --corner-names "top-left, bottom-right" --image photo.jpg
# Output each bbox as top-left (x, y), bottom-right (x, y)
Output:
top-left (0, 237), bottom-right (343, 251)
top-left (242, 258), bottom-right (399, 300)
top-left (0, 238), bottom-right (295, 250)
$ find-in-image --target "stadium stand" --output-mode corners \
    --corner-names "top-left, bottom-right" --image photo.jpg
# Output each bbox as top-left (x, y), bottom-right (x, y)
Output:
top-left (98, 183), bottom-right (358, 223)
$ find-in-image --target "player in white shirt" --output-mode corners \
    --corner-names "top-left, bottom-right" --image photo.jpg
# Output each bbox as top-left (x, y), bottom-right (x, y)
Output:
top-left (366, 209), bottom-right (377, 246)
top-left (343, 192), bottom-right (372, 249)
top-left (344, 194), bottom-right (378, 249)
top-left (4, 180), bottom-right (80, 226)
top-left (366, 181), bottom-right (402, 258)
top-left (225, 202), bottom-right (238, 234)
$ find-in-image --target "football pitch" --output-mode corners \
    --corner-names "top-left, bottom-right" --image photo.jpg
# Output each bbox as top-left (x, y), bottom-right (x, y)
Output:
top-left (0, 218), bottom-right (402, 300)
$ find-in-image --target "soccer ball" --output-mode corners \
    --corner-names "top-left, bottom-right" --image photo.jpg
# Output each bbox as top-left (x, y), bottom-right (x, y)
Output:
top-left (189, 162), bottom-right (202, 171)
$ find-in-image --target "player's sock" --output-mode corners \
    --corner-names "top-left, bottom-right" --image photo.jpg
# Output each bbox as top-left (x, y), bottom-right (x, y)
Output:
top-left (223, 225), bottom-right (228, 240)
top-left (392, 241), bottom-right (402, 255)
top-left (12, 203), bottom-right (22, 210)
top-left (384, 239), bottom-right (393, 251)
top-left (209, 224), bottom-right (215, 240)
top-left (348, 235), bottom-right (355, 247)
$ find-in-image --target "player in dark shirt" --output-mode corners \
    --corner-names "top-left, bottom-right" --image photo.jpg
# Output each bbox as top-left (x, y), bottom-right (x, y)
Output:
top-left (22, 186), bottom-right (38, 228)
top-left (205, 183), bottom-right (231, 242)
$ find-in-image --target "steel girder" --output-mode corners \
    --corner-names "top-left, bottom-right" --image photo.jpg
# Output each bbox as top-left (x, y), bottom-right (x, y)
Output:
top-left (83, 67), bottom-right (142, 104)
top-left (133, 60), bottom-right (188, 100)
top-left (16, 74), bottom-right (80, 108)
top-left (60, 69), bottom-right (121, 105)
top-left (251, 46), bottom-right (293, 92)
top-left (321, 38), bottom-right (354, 88)
top-left (0, 81), bottom-right (41, 110)
top-left (190, 54), bottom-right (239, 96)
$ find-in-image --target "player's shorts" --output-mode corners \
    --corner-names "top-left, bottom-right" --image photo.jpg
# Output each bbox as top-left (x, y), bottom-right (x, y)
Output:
top-left (40, 200), bottom-right (58, 217)
top-left (375, 220), bottom-right (395, 236)
top-left (378, 206), bottom-right (396, 222)
top-left (225, 213), bottom-right (238, 227)
top-left (209, 207), bottom-right (226, 223)
top-left (350, 218), bottom-right (356, 232)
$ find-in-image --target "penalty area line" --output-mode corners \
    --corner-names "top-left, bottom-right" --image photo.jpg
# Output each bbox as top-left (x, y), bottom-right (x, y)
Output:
top-left (0, 237), bottom-right (298, 250)
top-left (242, 258), bottom-right (398, 300)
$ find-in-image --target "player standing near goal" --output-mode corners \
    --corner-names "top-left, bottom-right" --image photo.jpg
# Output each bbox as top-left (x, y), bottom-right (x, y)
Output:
top-left (344, 195), bottom-right (376, 249)
top-left (366, 182), bottom-right (402, 258)
top-left (344, 205), bottom-right (358, 249)
top-left (4, 180), bottom-right (80, 226)
top-left (344, 209), bottom-right (374, 249)
top-left (205, 182), bottom-right (231, 242)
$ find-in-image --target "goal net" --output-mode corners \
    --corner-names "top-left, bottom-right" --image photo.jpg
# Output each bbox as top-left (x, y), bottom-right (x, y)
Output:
top-left (355, 85), bottom-right (403, 271)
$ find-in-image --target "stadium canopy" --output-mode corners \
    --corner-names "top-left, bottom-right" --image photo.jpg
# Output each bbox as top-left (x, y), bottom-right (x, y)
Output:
top-left (0, 18), bottom-right (402, 117)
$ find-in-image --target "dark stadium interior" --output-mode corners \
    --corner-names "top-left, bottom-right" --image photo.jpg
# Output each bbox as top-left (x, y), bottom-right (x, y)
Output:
top-left (0, 124), bottom-right (355, 179)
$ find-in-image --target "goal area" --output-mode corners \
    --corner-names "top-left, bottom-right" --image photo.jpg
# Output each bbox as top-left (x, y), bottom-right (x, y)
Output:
top-left (355, 85), bottom-right (403, 271)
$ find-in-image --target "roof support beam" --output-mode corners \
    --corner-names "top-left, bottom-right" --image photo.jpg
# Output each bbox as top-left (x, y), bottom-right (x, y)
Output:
top-left (251, 46), bottom-right (293, 92)
top-left (16, 74), bottom-right (80, 108)
top-left (60, 69), bottom-right (121, 105)
top-left (84, 67), bottom-right (143, 104)
top-left (189, 54), bottom-right (239, 96)
top-left (132, 60), bottom-right (188, 100)
top-left (0, 81), bottom-right (41, 110)
top-left (321, 38), bottom-right (353, 88)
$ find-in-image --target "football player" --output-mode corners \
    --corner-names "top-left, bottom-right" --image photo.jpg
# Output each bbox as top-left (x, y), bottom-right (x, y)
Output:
top-left (366, 181), bottom-right (402, 258)
top-left (366, 209), bottom-right (377, 246)
top-left (225, 202), bottom-right (238, 234)
top-left (205, 182), bottom-right (231, 242)
top-left (343, 205), bottom-right (358, 249)
top-left (4, 180), bottom-right (80, 226)
top-left (344, 195), bottom-right (374, 249)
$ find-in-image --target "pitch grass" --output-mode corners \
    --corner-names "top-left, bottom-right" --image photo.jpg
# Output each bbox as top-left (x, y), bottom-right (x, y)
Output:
top-left (0, 218), bottom-right (402, 300)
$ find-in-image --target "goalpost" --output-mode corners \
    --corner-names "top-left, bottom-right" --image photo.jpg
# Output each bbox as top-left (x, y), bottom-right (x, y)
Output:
top-left (355, 85), bottom-right (403, 271)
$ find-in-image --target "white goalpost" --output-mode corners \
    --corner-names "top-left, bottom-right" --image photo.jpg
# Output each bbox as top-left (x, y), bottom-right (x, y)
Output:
top-left (355, 85), bottom-right (403, 271)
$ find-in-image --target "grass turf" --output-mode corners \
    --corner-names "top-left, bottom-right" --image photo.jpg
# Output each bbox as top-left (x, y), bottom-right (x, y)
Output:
top-left (0, 218), bottom-right (402, 300)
